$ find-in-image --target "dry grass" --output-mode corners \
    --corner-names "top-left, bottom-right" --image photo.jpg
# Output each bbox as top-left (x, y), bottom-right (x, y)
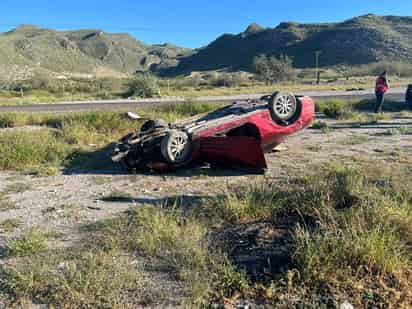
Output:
top-left (0, 250), bottom-right (144, 308)
top-left (0, 219), bottom-right (22, 232)
top-left (0, 163), bottom-right (411, 306)
top-left (85, 205), bottom-right (248, 304)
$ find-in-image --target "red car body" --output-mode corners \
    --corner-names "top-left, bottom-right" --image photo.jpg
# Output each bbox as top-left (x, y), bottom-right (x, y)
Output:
top-left (188, 96), bottom-right (314, 169)
top-left (112, 93), bottom-right (315, 171)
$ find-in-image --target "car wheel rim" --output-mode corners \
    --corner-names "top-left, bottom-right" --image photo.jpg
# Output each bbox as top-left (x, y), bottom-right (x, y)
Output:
top-left (274, 95), bottom-right (295, 119)
top-left (169, 135), bottom-right (189, 162)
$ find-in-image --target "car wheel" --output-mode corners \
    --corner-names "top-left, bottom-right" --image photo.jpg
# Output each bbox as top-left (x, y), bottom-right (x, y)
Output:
top-left (269, 92), bottom-right (301, 125)
top-left (160, 130), bottom-right (193, 165)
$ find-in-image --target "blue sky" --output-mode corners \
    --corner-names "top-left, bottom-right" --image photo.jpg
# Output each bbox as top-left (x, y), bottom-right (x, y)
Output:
top-left (0, 0), bottom-right (411, 48)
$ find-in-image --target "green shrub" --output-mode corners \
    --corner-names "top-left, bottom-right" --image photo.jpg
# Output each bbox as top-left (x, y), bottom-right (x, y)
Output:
top-left (6, 230), bottom-right (48, 257)
top-left (126, 73), bottom-right (160, 98)
top-left (211, 183), bottom-right (281, 223)
top-left (253, 54), bottom-right (296, 84)
top-left (322, 100), bottom-right (346, 118)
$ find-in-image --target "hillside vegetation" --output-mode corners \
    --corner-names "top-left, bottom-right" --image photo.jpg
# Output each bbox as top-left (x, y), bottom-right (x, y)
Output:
top-left (0, 24), bottom-right (190, 78)
top-left (1, 14), bottom-right (412, 79)
top-left (162, 14), bottom-right (412, 75)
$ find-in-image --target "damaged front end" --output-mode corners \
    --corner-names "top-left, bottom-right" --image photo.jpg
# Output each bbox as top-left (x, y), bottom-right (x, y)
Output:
top-left (112, 119), bottom-right (172, 170)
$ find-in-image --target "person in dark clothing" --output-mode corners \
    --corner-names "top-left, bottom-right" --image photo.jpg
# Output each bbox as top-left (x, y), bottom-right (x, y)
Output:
top-left (375, 71), bottom-right (389, 113)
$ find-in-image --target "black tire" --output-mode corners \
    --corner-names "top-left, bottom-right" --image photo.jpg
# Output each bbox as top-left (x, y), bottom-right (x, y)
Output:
top-left (269, 92), bottom-right (301, 126)
top-left (160, 130), bottom-right (193, 166)
top-left (140, 119), bottom-right (167, 133)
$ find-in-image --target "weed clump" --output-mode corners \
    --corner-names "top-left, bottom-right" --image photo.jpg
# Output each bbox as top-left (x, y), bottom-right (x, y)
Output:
top-left (6, 230), bottom-right (48, 257)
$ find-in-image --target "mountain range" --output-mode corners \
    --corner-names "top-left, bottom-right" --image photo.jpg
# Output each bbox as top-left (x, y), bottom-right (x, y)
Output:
top-left (0, 24), bottom-right (190, 77)
top-left (0, 14), bottom-right (411, 78)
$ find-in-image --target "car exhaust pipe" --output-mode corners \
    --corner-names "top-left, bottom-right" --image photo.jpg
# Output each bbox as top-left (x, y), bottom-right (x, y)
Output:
top-left (125, 112), bottom-right (142, 120)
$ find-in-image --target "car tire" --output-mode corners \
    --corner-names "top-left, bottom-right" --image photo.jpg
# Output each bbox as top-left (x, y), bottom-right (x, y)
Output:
top-left (269, 92), bottom-right (301, 126)
top-left (160, 130), bottom-right (193, 166)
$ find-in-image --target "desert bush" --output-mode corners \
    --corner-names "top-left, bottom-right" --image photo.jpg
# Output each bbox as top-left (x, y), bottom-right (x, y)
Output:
top-left (209, 72), bottom-right (231, 87)
top-left (316, 99), bottom-right (356, 119)
top-left (126, 73), bottom-right (160, 98)
top-left (253, 54), bottom-right (296, 84)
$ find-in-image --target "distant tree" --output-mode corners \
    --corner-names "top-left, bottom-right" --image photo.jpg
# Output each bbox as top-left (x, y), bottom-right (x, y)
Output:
top-left (253, 55), bottom-right (272, 85)
top-left (253, 54), bottom-right (296, 84)
top-left (126, 73), bottom-right (160, 98)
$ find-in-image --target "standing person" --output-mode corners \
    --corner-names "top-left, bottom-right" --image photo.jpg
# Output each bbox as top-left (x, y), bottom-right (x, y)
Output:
top-left (375, 71), bottom-right (390, 113)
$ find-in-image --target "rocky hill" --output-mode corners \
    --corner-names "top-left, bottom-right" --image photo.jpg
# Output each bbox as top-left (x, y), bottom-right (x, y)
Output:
top-left (0, 24), bottom-right (190, 77)
top-left (160, 14), bottom-right (412, 75)
top-left (1, 14), bottom-right (411, 78)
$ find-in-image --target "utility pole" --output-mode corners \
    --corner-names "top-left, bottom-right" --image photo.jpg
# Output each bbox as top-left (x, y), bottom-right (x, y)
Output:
top-left (315, 51), bottom-right (322, 85)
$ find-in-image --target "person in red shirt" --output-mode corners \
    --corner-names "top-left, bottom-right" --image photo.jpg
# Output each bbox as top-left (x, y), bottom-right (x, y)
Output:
top-left (375, 71), bottom-right (390, 113)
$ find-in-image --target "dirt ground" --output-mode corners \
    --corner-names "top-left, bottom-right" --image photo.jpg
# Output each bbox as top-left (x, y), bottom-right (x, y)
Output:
top-left (0, 112), bottom-right (411, 306)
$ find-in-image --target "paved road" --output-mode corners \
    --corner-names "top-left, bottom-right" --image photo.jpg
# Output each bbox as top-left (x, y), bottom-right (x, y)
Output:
top-left (0, 87), bottom-right (406, 113)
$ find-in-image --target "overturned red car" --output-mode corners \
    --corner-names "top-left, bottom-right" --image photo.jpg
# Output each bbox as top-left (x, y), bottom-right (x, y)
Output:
top-left (112, 92), bottom-right (315, 171)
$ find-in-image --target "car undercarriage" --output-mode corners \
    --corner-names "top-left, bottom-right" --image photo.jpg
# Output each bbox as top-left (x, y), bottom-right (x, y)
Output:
top-left (112, 91), bottom-right (315, 172)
